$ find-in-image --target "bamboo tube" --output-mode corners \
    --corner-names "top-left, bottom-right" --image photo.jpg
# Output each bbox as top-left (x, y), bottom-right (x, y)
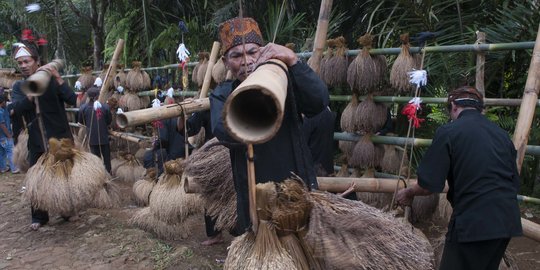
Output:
top-left (307, 0), bottom-right (333, 73)
top-left (513, 25), bottom-right (540, 172)
top-left (98, 39), bottom-right (124, 103)
top-left (521, 218), bottom-right (540, 242)
top-left (138, 90), bottom-right (198, 97)
top-left (475, 32), bottom-right (486, 97)
top-left (316, 177), bottom-right (451, 193)
top-left (517, 195), bottom-right (540, 204)
top-left (116, 98), bottom-right (210, 128)
top-left (109, 130), bottom-right (149, 144)
top-left (21, 59), bottom-right (64, 96)
top-left (247, 144), bottom-right (258, 233)
top-left (199, 42), bottom-right (221, 99)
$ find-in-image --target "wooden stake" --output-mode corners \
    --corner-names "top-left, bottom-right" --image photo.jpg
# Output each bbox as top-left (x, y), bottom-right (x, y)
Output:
top-left (199, 41), bottom-right (221, 99)
top-left (247, 144), bottom-right (258, 233)
top-left (98, 39), bottom-right (125, 103)
top-left (307, 0), bottom-right (333, 73)
top-left (513, 24), bottom-right (540, 172)
top-left (475, 31), bottom-right (486, 97)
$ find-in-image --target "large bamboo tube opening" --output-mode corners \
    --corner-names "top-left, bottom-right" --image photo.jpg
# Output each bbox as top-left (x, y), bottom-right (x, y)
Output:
top-left (22, 59), bottom-right (64, 96)
top-left (223, 59), bottom-right (288, 144)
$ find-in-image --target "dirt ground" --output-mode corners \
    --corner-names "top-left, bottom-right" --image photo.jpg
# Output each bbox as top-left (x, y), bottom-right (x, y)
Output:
top-left (1, 172), bottom-right (539, 270)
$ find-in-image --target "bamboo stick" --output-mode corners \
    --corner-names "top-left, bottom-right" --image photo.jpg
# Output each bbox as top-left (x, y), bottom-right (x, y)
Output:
top-left (98, 39), bottom-right (124, 103)
top-left (109, 130), bottom-right (149, 144)
top-left (521, 218), bottom-right (540, 242)
top-left (138, 90), bottom-right (198, 97)
top-left (513, 24), bottom-right (540, 173)
top-left (116, 98), bottom-right (210, 128)
top-left (307, 0), bottom-right (332, 73)
top-left (247, 144), bottom-right (258, 233)
top-left (316, 177), bottom-right (451, 193)
top-left (199, 41), bottom-right (221, 99)
top-left (517, 195), bottom-right (540, 205)
top-left (475, 32), bottom-right (486, 97)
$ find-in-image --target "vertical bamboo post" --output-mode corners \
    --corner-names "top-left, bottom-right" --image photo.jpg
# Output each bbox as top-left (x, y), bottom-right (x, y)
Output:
top-left (247, 144), bottom-right (258, 233)
top-left (307, 0), bottom-right (333, 73)
top-left (199, 41), bottom-right (221, 99)
top-left (513, 24), bottom-right (540, 173)
top-left (475, 31), bottom-right (486, 97)
top-left (98, 39), bottom-right (124, 104)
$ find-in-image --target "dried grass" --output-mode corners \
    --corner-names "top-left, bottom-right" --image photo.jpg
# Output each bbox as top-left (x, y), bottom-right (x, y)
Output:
top-left (433, 194), bottom-right (453, 224)
top-left (347, 34), bottom-right (385, 95)
top-left (14, 131), bottom-right (29, 173)
top-left (354, 95), bottom-right (388, 133)
top-left (132, 168), bottom-right (158, 206)
top-left (92, 180), bottom-right (122, 209)
top-left (338, 141), bottom-right (356, 161)
top-left (0, 70), bottom-right (22, 88)
top-left (77, 66), bottom-right (95, 91)
top-left (324, 36), bottom-right (349, 88)
top-left (340, 96), bottom-right (358, 133)
top-left (115, 153), bottom-right (145, 183)
top-left (319, 39), bottom-right (335, 82)
top-left (119, 92), bottom-right (142, 111)
top-left (380, 144), bottom-right (407, 175)
top-left (114, 69), bottom-right (127, 89)
top-left (126, 61), bottom-right (149, 92)
top-left (129, 207), bottom-right (197, 240)
top-left (195, 52), bottom-right (210, 88)
top-left (349, 134), bottom-right (380, 169)
top-left (304, 191), bottom-right (434, 269)
top-left (212, 58), bottom-right (228, 84)
top-left (223, 232), bottom-right (257, 269)
top-left (411, 193), bottom-right (439, 223)
top-left (390, 34), bottom-right (419, 94)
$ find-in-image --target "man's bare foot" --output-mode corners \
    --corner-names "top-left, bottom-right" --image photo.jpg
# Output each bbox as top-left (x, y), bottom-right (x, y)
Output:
top-left (30, 223), bottom-right (41, 231)
top-left (201, 234), bottom-right (224, 246)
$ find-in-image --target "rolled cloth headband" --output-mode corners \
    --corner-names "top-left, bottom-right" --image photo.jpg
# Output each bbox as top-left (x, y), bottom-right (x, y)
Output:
top-left (218, 17), bottom-right (264, 55)
top-left (448, 86), bottom-right (484, 110)
top-left (13, 42), bottom-right (38, 60)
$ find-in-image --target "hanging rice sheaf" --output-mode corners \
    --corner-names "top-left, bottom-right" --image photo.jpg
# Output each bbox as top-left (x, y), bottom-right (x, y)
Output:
top-left (325, 36), bottom-right (349, 88)
top-left (380, 144), bottom-right (408, 176)
top-left (133, 167), bottom-right (158, 206)
top-left (13, 131), bottom-right (29, 173)
top-left (410, 193), bottom-right (439, 223)
top-left (115, 152), bottom-right (145, 183)
top-left (340, 94), bottom-right (359, 133)
top-left (99, 63), bottom-right (109, 82)
top-left (338, 140), bottom-right (355, 162)
top-left (114, 66), bottom-right (127, 89)
top-left (126, 61), bottom-right (150, 92)
top-left (212, 58), bottom-right (228, 85)
top-left (77, 66), bottom-right (95, 91)
top-left (184, 137), bottom-right (237, 232)
top-left (354, 94), bottom-right (388, 134)
top-left (119, 91), bottom-right (142, 112)
top-left (24, 138), bottom-right (119, 216)
top-left (149, 159), bottom-right (202, 224)
top-left (347, 33), bottom-right (386, 95)
top-left (349, 134), bottom-right (384, 169)
top-left (0, 69), bottom-right (23, 89)
top-left (433, 193), bottom-right (453, 224)
top-left (188, 127), bottom-right (206, 149)
top-left (304, 191), bottom-right (434, 269)
top-left (196, 52), bottom-right (210, 88)
top-left (319, 38), bottom-right (335, 81)
top-left (390, 33), bottom-right (421, 94)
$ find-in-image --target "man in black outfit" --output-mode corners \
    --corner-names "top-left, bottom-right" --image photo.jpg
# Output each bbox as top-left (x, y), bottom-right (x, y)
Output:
top-left (395, 86), bottom-right (522, 270)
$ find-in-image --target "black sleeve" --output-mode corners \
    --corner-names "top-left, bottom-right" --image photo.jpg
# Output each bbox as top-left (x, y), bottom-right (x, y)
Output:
top-left (289, 62), bottom-right (329, 117)
top-left (78, 104), bottom-right (85, 124)
top-left (416, 125), bottom-right (452, 193)
top-left (56, 80), bottom-right (77, 106)
top-left (10, 81), bottom-right (34, 113)
top-left (210, 83), bottom-right (236, 143)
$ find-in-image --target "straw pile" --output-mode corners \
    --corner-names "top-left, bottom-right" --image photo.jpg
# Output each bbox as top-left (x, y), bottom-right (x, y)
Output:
top-left (115, 152), bottom-right (145, 183)
top-left (354, 95), bottom-right (388, 133)
top-left (130, 207), bottom-right (197, 240)
top-left (0, 69), bottom-right (22, 88)
top-left (212, 58), bottom-right (228, 85)
top-left (126, 61), bottom-right (151, 92)
top-left (305, 191), bottom-right (434, 269)
top-left (24, 138), bottom-right (119, 216)
top-left (347, 33), bottom-right (387, 95)
top-left (133, 167), bottom-right (158, 206)
top-left (184, 138), bottom-right (237, 231)
top-left (390, 33), bottom-right (421, 94)
top-left (14, 131), bottom-right (30, 173)
top-left (324, 36), bottom-right (349, 88)
top-left (319, 38), bottom-right (335, 80)
top-left (349, 134), bottom-right (384, 169)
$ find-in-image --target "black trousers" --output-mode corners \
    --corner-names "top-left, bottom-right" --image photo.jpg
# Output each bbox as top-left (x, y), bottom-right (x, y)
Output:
top-left (90, 144), bottom-right (111, 173)
top-left (440, 237), bottom-right (510, 270)
top-left (204, 210), bottom-right (220, 238)
top-left (29, 151), bottom-right (49, 225)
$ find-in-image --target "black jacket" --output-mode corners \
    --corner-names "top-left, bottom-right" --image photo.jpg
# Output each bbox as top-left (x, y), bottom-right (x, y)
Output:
top-left (79, 102), bottom-right (111, 146)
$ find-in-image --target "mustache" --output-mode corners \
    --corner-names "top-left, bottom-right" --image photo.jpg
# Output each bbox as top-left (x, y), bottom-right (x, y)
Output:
top-left (238, 64), bottom-right (256, 76)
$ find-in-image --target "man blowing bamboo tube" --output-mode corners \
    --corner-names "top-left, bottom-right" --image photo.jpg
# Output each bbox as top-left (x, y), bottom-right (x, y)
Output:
top-left (210, 17), bottom-right (329, 233)
top-left (395, 86), bottom-right (522, 270)
top-left (10, 39), bottom-right (77, 231)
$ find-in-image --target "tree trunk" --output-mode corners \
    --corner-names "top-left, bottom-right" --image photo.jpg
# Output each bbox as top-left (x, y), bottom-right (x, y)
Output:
top-left (93, 28), bottom-right (105, 69)
top-left (54, 0), bottom-right (66, 61)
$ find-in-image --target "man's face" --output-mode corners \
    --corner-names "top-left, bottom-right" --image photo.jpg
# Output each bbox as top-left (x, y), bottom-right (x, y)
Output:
top-left (16, 56), bottom-right (39, 77)
top-left (223, 43), bottom-right (261, 82)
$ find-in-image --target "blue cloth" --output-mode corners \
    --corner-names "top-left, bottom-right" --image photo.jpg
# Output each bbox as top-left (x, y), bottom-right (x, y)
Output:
top-left (0, 137), bottom-right (16, 172)
top-left (0, 107), bottom-right (12, 139)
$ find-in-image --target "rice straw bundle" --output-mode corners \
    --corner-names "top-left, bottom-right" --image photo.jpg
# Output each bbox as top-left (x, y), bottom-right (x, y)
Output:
top-left (126, 61), bottom-right (149, 92)
top-left (349, 134), bottom-right (382, 169)
top-left (92, 179), bottom-right (121, 209)
top-left (139, 95), bottom-right (150, 109)
top-left (340, 94), bottom-right (359, 133)
top-left (114, 67), bottom-right (127, 89)
top-left (245, 220), bottom-right (298, 270)
top-left (433, 194), bottom-right (453, 223)
top-left (223, 232), bottom-right (257, 269)
top-left (304, 191), bottom-right (434, 269)
top-left (390, 33), bottom-right (421, 94)
top-left (0, 69), bottom-right (23, 88)
top-left (195, 52), bottom-right (209, 88)
top-left (324, 36), bottom-right (349, 88)
top-left (335, 156), bottom-right (350, 177)
top-left (354, 95), bottom-right (388, 133)
top-left (119, 92), bottom-right (142, 111)
top-left (134, 147), bottom-right (146, 164)
top-left (115, 153), bottom-right (145, 183)
top-left (14, 131), bottom-right (29, 173)
top-left (212, 58), bottom-right (228, 84)
top-left (319, 38), bottom-right (335, 81)
top-left (272, 179), bottom-right (312, 236)
top-left (149, 159), bottom-right (202, 224)
top-left (77, 66), bottom-right (95, 91)
top-left (185, 138), bottom-right (237, 231)
top-left (24, 138), bottom-right (118, 216)
top-left (99, 63), bottom-right (109, 82)
top-left (133, 167), bottom-right (158, 206)
top-left (129, 207), bottom-right (193, 240)
top-left (380, 144), bottom-right (408, 175)
top-left (411, 193), bottom-right (439, 223)
top-left (347, 33), bottom-right (386, 95)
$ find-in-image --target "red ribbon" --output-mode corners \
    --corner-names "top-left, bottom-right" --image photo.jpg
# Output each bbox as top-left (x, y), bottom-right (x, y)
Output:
top-left (401, 103), bottom-right (425, 128)
top-left (152, 120), bottom-right (164, 129)
top-left (22, 29), bottom-right (35, 42)
top-left (95, 108), bottom-right (103, 120)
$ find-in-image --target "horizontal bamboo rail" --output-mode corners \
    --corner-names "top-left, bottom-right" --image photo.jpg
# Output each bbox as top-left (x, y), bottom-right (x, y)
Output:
top-left (330, 95), bottom-right (540, 107)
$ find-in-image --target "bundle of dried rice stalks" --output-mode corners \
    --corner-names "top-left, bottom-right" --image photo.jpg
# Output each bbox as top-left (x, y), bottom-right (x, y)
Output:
top-left (433, 194), bottom-right (453, 224)
top-left (133, 168), bottom-right (158, 206)
top-left (126, 61), bottom-right (150, 92)
top-left (212, 58), bottom-right (228, 84)
top-left (194, 52), bottom-right (209, 88)
top-left (129, 207), bottom-right (196, 240)
top-left (0, 69), bottom-right (23, 88)
top-left (354, 95), bottom-right (388, 133)
top-left (24, 138), bottom-right (118, 216)
top-left (149, 159), bottom-right (202, 224)
top-left (92, 179), bottom-right (121, 209)
top-left (185, 137), bottom-right (237, 231)
top-left (319, 38), bottom-right (335, 81)
top-left (114, 68), bottom-right (127, 89)
top-left (134, 147), bottom-right (146, 164)
top-left (304, 191), bottom-right (434, 269)
top-left (411, 193), bottom-right (439, 223)
top-left (119, 92), bottom-right (142, 111)
top-left (349, 134), bottom-right (384, 169)
top-left (340, 95), bottom-right (358, 133)
top-left (347, 33), bottom-right (387, 95)
top-left (139, 95), bottom-right (150, 109)
top-left (380, 144), bottom-right (408, 175)
top-left (324, 36), bottom-right (349, 88)
top-left (14, 131), bottom-right (29, 173)
top-left (338, 140), bottom-right (356, 160)
top-left (390, 33), bottom-right (421, 94)
top-left (77, 66), bottom-right (95, 91)
top-left (115, 153), bottom-right (145, 183)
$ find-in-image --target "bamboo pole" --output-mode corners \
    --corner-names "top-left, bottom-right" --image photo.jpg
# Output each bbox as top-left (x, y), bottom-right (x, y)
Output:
top-left (307, 0), bottom-right (332, 73)
top-left (521, 218), bottom-right (540, 242)
top-left (199, 41), bottom-right (221, 99)
top-left (513, 24), bottom-right (540, 172)
top-left (316, 177), bottom-right (450, 193)
top-left (475, 31), bottom-right (486, 97)
top-left (98, 39), bottom-right (124, 103)
top-left (517, 195), bottom-right (540, 205)
top-left (138, 90), bottom-right (198, 97)
top-left (116, 98), bottom-right (210, 128)
top-left (329, 95), bottom-right (540, 106)
top-left (247, 144), bottom-right (258, 233)
top-left (109, 130), bottom-right (150, 144)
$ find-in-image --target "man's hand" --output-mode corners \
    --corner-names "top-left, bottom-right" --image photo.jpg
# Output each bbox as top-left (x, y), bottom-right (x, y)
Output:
top-left (395, 187), bottom-right (414, 206)
top-left (38, 63), bottom-right (64, 85)
top-left (256, 43), bottom-right (298, 67)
